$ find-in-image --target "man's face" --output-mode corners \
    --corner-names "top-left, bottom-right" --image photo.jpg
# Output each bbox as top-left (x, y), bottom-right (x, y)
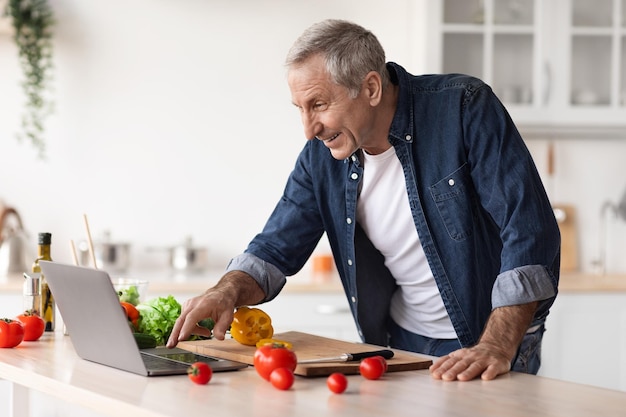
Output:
top-left (288, 54), bottom-right (380, 160)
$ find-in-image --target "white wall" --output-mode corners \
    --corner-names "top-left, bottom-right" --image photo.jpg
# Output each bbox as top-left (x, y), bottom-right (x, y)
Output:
top-left (0, 0), bottom-right (422, 270)
top-left (1, 0), bottom-right (625, 275)
top-left (525, 138), bottom-right (626, 274)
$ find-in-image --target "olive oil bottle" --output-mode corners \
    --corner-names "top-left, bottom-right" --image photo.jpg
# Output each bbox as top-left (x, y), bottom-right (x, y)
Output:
top-left (32, 232), bottom-right (55, 331)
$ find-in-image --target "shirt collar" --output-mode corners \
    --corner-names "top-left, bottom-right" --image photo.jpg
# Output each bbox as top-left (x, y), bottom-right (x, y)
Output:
top-left (386, 62), bottom-right (415, 145)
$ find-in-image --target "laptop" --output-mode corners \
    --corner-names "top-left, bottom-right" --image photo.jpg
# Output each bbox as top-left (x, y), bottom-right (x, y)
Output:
top-left (39, 261), bottom-right (248, 376)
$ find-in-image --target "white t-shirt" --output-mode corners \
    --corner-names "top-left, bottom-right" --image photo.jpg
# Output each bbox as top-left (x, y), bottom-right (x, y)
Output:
top-left (355, 147), bottom-right (456, 339)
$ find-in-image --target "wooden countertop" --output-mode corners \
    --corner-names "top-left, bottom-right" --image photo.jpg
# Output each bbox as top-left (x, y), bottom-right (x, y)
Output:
top-left (0, 269), bottom-right (344, 296)
top-left (557, 273), bottom-right (626, 292)
top-left (2, 270), bottom-right (626, 295)
top-left (1, 331), bottom-right (625, 417)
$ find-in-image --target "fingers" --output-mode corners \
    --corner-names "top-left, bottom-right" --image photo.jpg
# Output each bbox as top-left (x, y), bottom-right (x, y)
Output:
top-left (166, 305), bottom-right (201, 348)
top-left (212, 310), bottom-right (234, 340)
top-left (166, 316), bottom-right (184, 348)
top-left (166, 292), bottom-right (237, 348)
top-left (429, 348), bottom-right (510, 381)
top-left (167, 298), bottom-right (212, 348)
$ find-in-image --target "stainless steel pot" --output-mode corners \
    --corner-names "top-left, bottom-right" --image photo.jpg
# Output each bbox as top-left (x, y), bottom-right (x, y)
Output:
top-left (78, 236), bottom-right (131, 272)
top-left (95, 241), bottom-right (131, 272)
top-left (169, 237), bottom-right (208, 272)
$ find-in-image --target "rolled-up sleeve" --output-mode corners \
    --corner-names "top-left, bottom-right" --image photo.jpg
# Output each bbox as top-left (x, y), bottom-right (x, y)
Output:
top-left (225, 252), bottom-right (287, 302)
top-left (492, 264), bottom-right (557, 309)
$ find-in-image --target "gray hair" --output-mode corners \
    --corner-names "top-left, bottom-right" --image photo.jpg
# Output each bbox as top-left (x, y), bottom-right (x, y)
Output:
top-left (285, 19), bottom-right (390, 98)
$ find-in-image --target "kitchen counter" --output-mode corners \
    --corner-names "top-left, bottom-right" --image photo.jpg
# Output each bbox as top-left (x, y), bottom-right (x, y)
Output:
top-left (2, 331), bottom-right (626, 417)
top-left (1, 270), bottom-right (626, 296)
top-left (557, 272), bottom-right (626, 292)
top-left (0, 269), bottom-right (345, 296)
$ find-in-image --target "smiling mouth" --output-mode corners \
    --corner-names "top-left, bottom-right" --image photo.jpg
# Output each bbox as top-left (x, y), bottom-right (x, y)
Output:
top-left (317, 133), bottom-right (340, 143)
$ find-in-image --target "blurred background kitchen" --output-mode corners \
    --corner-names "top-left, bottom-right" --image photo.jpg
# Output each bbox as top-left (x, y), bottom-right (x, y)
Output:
top-left (1, 0), bottom-right (626, 275)
top-left (1, 0), bottom-right (626, 393)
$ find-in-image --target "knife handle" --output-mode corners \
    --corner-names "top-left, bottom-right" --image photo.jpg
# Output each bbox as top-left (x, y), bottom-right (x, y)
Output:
top-left (350, 349), bottom-right (394, 361)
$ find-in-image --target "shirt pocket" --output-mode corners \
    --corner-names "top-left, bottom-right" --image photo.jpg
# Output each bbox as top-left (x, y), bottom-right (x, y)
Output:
top-left (429, 164), bottom-right (474, 241)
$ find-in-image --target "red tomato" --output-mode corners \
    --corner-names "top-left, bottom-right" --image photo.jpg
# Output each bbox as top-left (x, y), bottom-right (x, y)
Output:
top-left (371, 355), bottom-right (388, 373)
top-left (187, 362), bottom-right (212, 385)
top-left (327, 372), bottom-right (348, 394)
top-left (0, 318), bottom-right (24, 348)
top-left (269, 367), bottom-right (295, 390)
top-left (120, 302), bottom-right (140, 330)
top-left (16, 311), bottom-right (45, 341)
top-left (359, 357), bottom-right (385, 380)
top-left (253, 344), bottom-right (298, 381)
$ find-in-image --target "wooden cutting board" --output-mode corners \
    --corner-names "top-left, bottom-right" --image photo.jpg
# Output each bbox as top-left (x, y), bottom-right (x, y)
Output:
top-left (178, 331), bottom-right (433, 377)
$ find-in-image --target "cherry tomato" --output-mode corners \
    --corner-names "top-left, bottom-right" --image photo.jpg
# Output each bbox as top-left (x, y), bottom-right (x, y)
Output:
top-left (0, 318), bottom-right (24, 348)
top-left (187, 362), bottom-right (212, 385)
top-left (120, 302), bottom-right (140, 330)
top-left (359, 357), bottom-right (385, 380)
top-left (270, 367), bottom-right (295, 390)
top-left (327, 372), bottom-right (348, 394)
top-left (16, 311), bottom-right (45, 341)
top-left (371, 355), bottom-right (388, 373)
top-left (253, 344), bottom-right (298, 381)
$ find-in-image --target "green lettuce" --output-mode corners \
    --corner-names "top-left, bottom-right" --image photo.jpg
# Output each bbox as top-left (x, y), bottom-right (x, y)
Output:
top-left (137, 295), bottom-right (181, 346)
top-left (117, 285), bottom-right (141, 306)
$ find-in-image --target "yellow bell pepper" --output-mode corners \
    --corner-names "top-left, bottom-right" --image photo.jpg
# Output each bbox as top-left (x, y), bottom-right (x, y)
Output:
top-left (230, 306), bottom-right (274, 346)
top-left (255, 338), bottom-right (293, 350)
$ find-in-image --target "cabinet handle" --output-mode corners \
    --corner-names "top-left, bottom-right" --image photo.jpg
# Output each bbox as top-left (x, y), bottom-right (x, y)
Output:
top-left (316, 304), bottom-right (351, 315)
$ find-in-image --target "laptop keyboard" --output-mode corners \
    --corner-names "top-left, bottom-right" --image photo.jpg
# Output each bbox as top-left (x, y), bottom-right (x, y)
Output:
top-left (141, 352), bottom-right (190, 371)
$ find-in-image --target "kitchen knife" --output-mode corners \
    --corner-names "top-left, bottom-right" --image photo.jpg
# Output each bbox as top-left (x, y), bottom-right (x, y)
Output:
top-left (298, 349), bottom-right (394, 364)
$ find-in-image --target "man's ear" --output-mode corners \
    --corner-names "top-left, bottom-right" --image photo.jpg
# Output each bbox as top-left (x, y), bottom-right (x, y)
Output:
top-left (362, 71), bottom-right (383, 106)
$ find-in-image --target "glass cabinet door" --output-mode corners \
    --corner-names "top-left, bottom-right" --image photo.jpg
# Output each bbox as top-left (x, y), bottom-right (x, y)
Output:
top-left (441, 0), bottom-right (537, 105)
top-left (432, 0), bottom-right (626, 125)
top-left (570, 0), bottom-right (614, 107)
top-left (621, 0), bottom-right (626, 107)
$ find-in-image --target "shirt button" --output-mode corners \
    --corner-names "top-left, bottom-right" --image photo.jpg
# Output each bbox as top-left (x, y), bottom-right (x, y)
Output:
top-left (405, 134), bottom-right (412, 141)
top-left (351, 173), bottom-right (359, 180)
top-left (351, 155), bottom-right (357, 162)
top-left (448, 179), bottom-right (455, 186)
top-left (347, 259), bottom-right (353, 266)
top-left (351, 296), bottom-right (356, 303)
top-left (346, 218), bottom-right (352, 224)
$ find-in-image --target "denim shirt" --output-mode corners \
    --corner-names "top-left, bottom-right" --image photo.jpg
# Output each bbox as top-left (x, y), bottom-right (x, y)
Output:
top-left (227, 62), bottom-right (560, 348)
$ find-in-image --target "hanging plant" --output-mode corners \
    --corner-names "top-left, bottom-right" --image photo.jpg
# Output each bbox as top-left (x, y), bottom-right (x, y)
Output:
top-left (4, 0), bottom-right (55, 158)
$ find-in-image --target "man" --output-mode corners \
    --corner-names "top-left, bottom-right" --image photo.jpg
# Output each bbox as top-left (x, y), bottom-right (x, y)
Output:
top-left (167, 19), bottom-right (560, 382)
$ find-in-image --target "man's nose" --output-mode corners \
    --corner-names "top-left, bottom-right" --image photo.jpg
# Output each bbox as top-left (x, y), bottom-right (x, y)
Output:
top-left (302, 112), bottom-right (322, 141)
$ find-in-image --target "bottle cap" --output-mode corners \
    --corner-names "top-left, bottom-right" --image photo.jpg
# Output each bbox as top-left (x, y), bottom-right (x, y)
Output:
top-left (23, 272), bottom-right (41, 296)
top-left (38, 232), bottom-right (52, 245)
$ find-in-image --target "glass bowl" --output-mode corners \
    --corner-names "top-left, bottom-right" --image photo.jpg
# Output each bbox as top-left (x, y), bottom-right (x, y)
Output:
top-left (111, 278), bottom-right (149, 306)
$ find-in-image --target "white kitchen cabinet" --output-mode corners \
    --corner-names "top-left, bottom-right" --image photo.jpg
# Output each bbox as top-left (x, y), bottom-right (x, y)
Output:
top-left (539, 292), bottom-right (626, 391)
top-left (260, 292), bottom-right (360, 342)
top-left (425, 0), bottom-right (626, 127)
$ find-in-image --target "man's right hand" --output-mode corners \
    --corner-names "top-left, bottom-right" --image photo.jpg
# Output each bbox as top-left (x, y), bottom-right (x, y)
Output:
top-left (165, 271), bottom-right (265, 348)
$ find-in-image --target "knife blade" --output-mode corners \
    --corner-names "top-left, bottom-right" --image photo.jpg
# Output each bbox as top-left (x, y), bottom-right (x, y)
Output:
top-left (297, 349), bottom-right (394, 364)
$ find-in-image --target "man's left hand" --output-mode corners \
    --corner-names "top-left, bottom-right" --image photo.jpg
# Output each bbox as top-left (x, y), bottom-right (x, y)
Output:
top-left (428, 342), bottom-right (511, 381)
top-left (429, 302), bottom-right (538, 381)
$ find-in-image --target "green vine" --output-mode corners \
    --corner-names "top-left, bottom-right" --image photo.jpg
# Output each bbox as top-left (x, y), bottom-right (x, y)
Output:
top-left (4, 0), bottom-right (54, 158)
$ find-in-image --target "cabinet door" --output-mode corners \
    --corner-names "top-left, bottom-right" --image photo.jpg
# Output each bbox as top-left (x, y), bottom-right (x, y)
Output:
top-left (426, 0), bottom-right (626, 127)
top-left (562, 0), bottom-right (626, 125)
top-left (428, 1), bottom-right (541, 110)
